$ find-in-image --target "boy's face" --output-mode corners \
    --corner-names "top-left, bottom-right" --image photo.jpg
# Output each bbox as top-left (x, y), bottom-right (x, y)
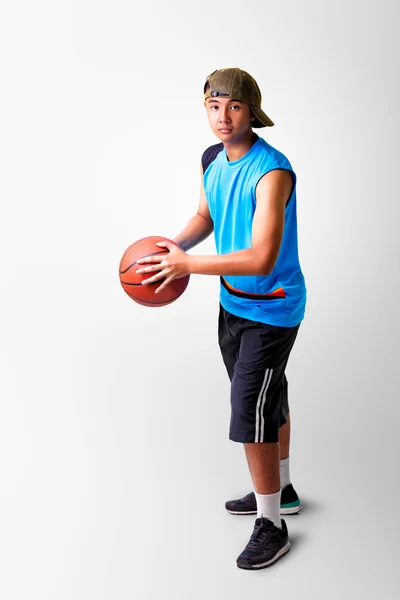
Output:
top-left (204, 97), bottom-right (255, 143)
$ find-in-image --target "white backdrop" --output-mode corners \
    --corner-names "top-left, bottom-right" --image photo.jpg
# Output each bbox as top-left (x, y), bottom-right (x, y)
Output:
top-left (1, 1), bottom-right (399, 598)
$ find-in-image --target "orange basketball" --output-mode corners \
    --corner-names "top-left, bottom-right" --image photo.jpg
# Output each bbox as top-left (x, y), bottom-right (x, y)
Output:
top-left (119, 236), bottom-right (190, 307)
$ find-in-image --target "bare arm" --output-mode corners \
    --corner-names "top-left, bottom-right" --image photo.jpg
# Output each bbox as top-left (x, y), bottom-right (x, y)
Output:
top-left (173, 163), bottom-right (214, 251)
top-left (188, 169), bottom-right (293, 276)
top-left (136, 169), bottom-right (293, 291)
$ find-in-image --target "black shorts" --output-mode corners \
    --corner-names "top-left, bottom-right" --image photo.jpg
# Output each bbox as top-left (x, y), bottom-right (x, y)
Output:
top-left (218, 304), bottom-right (300, 444)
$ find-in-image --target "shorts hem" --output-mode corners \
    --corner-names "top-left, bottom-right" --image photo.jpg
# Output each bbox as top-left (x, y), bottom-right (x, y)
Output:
top-left (229, 432), bottom-right (279, 444)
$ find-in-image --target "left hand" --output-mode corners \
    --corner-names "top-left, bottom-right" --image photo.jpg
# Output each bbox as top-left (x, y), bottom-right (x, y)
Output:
top-left (136, 241), bottom-right (191, 294)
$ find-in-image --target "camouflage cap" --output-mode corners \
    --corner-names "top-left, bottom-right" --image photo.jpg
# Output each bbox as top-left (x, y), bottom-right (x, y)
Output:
top-left (204, 68), bottom-right (274, 128)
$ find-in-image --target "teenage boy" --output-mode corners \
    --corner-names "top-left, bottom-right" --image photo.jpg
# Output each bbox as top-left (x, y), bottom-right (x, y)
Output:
top-left (136, 68), bottom-right (307, 569)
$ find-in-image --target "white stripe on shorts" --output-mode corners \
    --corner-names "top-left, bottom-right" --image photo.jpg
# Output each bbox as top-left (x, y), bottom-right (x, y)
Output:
top-left (255, 368), bottom-right (274, 443)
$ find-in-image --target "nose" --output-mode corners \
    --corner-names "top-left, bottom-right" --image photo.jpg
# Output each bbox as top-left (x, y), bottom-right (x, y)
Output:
top-left (218, 106), bottom-right (231, 123)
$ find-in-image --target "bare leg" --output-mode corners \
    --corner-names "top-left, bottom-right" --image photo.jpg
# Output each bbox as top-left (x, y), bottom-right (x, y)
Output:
top-left (278, 412), bottom-right (291, 460)
top-left (244, 442), bottom-right (280, 494)
top-left (237, 441), bottom-right (290, 568)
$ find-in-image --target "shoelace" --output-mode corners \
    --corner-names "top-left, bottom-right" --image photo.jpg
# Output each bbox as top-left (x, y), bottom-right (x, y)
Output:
top-left (246, 520), bottom-right (279, 549)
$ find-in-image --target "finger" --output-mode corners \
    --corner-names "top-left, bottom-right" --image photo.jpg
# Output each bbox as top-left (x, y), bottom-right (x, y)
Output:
top-left (136, 255), bottom-right (163, 265)
top-left (137, 265), bottom-right (160, 274)
top-left (141, 270), bottom-right (168, 285)
top-left (155, 276), bottom-right (174, 294)
top-left (137, 260), bottom-right (167, 274)
top-left (156, 240), bottom-right (173, 250)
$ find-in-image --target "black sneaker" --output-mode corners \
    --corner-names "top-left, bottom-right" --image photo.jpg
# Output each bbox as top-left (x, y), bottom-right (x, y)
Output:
top-left (225, 484), bottom-right (302, 515)
top-left (237, 517), bottom-right (291, 570)
top-left (225, 492), bottom-right (256, 515)
top-left (280, 484), bottom-right (302, 514)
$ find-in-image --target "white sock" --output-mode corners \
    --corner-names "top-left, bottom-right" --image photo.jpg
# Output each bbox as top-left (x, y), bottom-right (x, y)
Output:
top-left (280, 457), bottom-right (291, 489)
top-left (254, 490), bottom-right (282, 529)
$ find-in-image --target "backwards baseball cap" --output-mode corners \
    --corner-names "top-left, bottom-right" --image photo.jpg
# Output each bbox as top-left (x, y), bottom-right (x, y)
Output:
top-left (204, 68), bottom-right (274, 128)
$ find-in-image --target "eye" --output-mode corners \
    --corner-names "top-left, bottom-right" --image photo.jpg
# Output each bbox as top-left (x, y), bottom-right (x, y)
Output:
top-left (230, 104), bottom-right (240, 110)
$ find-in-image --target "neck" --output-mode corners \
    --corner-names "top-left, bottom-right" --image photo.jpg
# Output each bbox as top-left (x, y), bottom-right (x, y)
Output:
top-left (224, 130), bottom-right (258, 162)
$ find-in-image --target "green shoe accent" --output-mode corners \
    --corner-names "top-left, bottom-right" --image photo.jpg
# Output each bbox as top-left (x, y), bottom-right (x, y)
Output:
top-left (281, 500), bottom-right (301, 509)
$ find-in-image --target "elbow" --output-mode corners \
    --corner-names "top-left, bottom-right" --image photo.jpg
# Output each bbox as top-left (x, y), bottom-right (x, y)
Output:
top-left (252, 247), bottom-right (277, 276)
top-left (259, 266), bottom-right (274, 276)
top-left (257, 258), bottom-right (275, 276)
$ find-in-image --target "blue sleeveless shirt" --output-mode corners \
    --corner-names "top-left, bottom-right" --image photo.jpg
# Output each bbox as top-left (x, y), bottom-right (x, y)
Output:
top-left (202, 135), bottom-right (306, 327)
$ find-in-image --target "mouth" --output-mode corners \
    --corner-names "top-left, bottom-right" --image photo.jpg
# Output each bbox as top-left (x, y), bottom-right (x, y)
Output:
top-left (218, 128), bottom-right (232, 133)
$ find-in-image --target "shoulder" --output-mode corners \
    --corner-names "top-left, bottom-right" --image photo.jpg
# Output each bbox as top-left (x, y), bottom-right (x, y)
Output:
top-left (201, 143), bottom-right (224, 174)
top-left (255, 137), bottom-right (296, 188)
top-left (256, 137), bottom-right (293, 170)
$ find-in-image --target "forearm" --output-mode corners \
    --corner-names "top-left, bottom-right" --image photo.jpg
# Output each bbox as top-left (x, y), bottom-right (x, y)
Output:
top-left (173, 214), bottom-right (214, 252)
top-left (188, 249), bottom-right (272, 277)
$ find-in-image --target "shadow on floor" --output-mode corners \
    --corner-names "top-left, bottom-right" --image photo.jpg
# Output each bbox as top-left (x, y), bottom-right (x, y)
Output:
top-left (296, 495), bottom-right (324, 514)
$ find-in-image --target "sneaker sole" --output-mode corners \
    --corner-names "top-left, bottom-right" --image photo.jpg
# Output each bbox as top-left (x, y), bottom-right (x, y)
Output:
top-left (226, 509), bottom-right (257, 515)
top-left (237, 541), bottom-right (291, 570)
top-left (226, 505), bottom-right (302, 516)
top-left (280, 504), bottom-right (302, 515)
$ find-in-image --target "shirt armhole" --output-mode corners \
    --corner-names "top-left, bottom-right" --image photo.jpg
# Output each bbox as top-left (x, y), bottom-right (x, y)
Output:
top-left (255, 168), bottom-right (296, 206)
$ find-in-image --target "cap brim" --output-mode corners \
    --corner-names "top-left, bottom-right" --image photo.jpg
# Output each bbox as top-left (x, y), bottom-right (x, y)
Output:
top-left (251, 105), bottom-right (274, 128)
